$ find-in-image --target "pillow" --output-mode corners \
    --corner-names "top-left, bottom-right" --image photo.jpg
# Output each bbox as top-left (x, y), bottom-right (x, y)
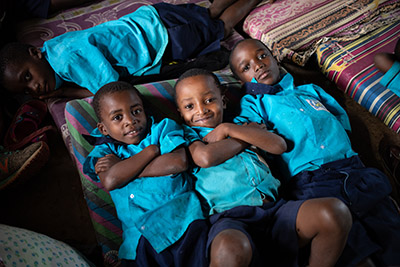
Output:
top-left (0, 224), bottom-right (92, 266)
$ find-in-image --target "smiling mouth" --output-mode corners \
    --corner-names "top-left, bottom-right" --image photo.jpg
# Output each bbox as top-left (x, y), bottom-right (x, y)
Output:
top-left (257, 70), bottom-right (270, 81)
top-left (194, 115), bottom-right (213, 123)
top-left (124, 128), bottom-right (141, 136)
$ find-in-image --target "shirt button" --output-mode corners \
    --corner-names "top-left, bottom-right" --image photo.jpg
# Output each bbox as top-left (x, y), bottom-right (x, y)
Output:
top-left (141, 226), bottom-right (146, 230)
top-left (300, 108), bottom-right (304, 112)
top-left (320, 145), bottom-right (325, 149)
top-left (130, 194), bottom-right (134, 199)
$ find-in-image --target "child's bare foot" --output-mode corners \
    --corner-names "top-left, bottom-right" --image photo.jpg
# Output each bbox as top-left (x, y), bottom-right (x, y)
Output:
top-left (374, 52), bottom-right (396, 73)
top-left (208, 0), bottom-right (237, 19)
top-left (218, 0), bottom-right (262, 38)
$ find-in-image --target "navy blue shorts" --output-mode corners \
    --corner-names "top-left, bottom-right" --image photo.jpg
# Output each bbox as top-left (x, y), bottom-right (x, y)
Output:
top-left (208, 199), bottom-right (304, 267)
top-left (288, 155), bottom-right (400, 266)
top-left (153, 3), bottom-right (225, 61)
top-left (121, 219), bottom-right (210, 267)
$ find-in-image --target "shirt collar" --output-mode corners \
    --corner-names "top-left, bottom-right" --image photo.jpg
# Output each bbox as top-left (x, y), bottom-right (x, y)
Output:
top-left (242, 73), bottom-right (294, 95)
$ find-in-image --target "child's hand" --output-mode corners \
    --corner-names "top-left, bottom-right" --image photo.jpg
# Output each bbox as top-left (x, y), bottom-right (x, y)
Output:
top-left (243, 122), bottom-right (267, 130)
top-left (95, 154), bottom-right (121, 174)
top-left (203, 123), bottom-right (231, 143)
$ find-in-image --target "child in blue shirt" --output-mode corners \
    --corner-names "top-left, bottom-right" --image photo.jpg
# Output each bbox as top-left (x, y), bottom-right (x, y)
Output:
top-left (82, 81), bottom-right (208, 266)
top-left (0, 0), bottom-right (262, 99)
top-left (174, 68), bottom-right (352, 267)
top-left (229, 38), bottom-right (400, 267)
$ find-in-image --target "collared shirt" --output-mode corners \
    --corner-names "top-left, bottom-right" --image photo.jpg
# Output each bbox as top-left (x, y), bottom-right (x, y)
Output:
top-left (234, 73), bottom-right (357, 178)
top-left (380, 60), bottom-right (400, 97)
top-left (42, 5), bottom-right (168, 94)
top-left (183, 125), bottom-right (280, 215)
top-left (83, 118), bottom-right (204, 260)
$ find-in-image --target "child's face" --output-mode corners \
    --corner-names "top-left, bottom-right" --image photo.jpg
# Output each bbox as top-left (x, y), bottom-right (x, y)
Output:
top-left (175, 74), bottom-right (226, 128)
top-left (3, 47), bottom-right (56, 97)
top-left (230, 39), bottom-right (280, 85)
top-left (97, 90), bottom-right (147, 145)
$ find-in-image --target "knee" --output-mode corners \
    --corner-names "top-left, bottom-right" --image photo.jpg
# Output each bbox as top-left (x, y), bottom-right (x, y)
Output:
top-left (210, 229), bottom-right (252, 267)
top-left (318, 198), bottom-right (352, 236)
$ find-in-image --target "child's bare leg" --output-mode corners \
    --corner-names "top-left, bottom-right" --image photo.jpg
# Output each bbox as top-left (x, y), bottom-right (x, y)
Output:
top-left (374, 53), bottom-right (396, 74)
top-left (210, 229), bottom-right (252, 267)
top-left (296, 198), bottom-right (352, 267)
top-left (218, 0), bottom-right (262, 38)
top-left (208, 0), bottom-right (238, 19)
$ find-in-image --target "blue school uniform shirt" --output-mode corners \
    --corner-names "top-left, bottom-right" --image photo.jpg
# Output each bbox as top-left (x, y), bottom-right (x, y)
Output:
top-left (42, 5), bottom-right (168, 94)
top-left (83, 118), bottom-right (205, 260)
top-left (380, 61), bottom-right (400, 97)
top-left (234, 73), bottom-right (357, 178)
top-left (183, 125), bottom-right (281, 215)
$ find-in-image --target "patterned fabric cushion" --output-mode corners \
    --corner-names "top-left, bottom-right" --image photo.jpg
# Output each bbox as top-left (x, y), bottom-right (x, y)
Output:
top-left (316, 20), bottom-right (400, 134)
top-left (65, 73), bottom-right (242, 262)
top-left (0, 224), bottom-right (92, 266)
top-left (243, 0), bottom-right (400, 66)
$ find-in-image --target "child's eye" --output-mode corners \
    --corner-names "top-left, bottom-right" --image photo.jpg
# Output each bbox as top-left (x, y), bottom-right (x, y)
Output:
top-left (112, 114), bottom-right (122, 121)
top-left (184, 104), bottom-right (193, 109)
top-left (132, 108), bottom-right (142, 115)
top-left (205, 98), bottom-right (215, 104)
top-left (24, 72), bottom-right (31, 81)
top-left (242, 65), bottom-right (250, 72)
top-left (258, 53), bottom-right (267, 60)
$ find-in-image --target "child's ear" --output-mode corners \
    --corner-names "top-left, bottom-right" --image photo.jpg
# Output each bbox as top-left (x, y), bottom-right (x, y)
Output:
top-left (97, 122), bottom-right (108, 136)
top-left (28, 47), bottom-right (43, 59)
top-left (222, 95), bottom-right (227, 109)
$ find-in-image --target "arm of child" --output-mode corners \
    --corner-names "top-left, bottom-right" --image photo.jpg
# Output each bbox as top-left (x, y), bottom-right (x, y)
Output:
top-left (96, 144), bottom-right (160, 191)
top-left (138, 147), bottom-right (188, 177)
top-left (204, 122), bottom-right (287, 155)
top-left (188, 138), bottom-right (248, 168)
top-left (38, 85), bottom-right (93, 100)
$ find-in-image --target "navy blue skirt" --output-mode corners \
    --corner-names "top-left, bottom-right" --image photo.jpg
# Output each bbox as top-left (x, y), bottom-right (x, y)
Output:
top-left (288, 155), bottom-right (400, 266)
top-left (208, 199), bottom-right (304, 267)
top-left (153, 3), bottom-right (225, 61)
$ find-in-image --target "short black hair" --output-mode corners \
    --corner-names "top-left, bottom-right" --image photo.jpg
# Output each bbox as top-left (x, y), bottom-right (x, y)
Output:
top-left (229, 39), bottom-right (273, 79)
top-left (93, 81), bottom-right (143, 122)
top-left (174, 68), bottom-right (224, 101)
top-left (0, 42), bottom-right (34, 89)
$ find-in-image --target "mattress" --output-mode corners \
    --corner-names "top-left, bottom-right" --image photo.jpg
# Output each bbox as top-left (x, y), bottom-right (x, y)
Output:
top-left (243, 0), bottom-right (400, 66)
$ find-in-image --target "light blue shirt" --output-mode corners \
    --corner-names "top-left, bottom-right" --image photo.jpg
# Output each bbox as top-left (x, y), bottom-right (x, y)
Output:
top-left (42, 5), bottom-right (168, 94)
top-left (380, 61), bottom-right (400, 97)
top-left (183, 125), bottom-right (280, 215)
top-left (83, 118), bottom-right (204, 260)
top-left (234, 73), bottom-right (357, 178)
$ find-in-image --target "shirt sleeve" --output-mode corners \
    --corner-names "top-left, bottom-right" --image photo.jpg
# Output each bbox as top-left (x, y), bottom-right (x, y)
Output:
top-left (82, 144), bottom-right (114, 182)
top-left (233, 95), bottom-right (266, 125)
top-left (59, 49), bottom-right (120, 94)
top-left (312, 84), bottom-right (352, 131)
top-left (380, 61), bottom-right (400, 96)
top-left (152, 119), bottom-right (188, 155)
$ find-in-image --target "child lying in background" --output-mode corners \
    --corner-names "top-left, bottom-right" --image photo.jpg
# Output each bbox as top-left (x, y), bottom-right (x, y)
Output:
top-left (229, 38), bottom-right (400, 267)
top-left (374, 38), bottom-right (400, 96)
top-left (174, 68), bottom-right (352, 267)
top-left (0, 0), bottom-right (262, 99)
top-left (82, 81), bottom-right (208, 266)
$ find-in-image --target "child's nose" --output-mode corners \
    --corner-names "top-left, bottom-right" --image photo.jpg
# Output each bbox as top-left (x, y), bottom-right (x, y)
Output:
top-left (125, 114), bottom-right (137, 125)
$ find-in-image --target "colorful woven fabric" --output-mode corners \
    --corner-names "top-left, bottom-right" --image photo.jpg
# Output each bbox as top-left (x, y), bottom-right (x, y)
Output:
top-left (65, 74), bottom-right (242, 261)
top-left (243, 0), bottom-right (399, 66)
top-left (316, 21), bottom-right (400, 133)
